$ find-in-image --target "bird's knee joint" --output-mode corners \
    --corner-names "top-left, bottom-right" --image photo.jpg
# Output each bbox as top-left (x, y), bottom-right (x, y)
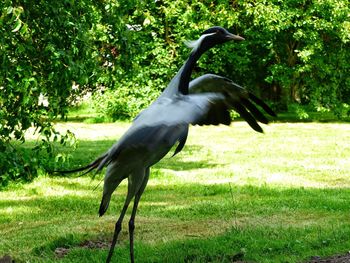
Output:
top-left (115, 221), bottom-right (122, 233)
top-left (128, 220), bottom-right (135, 231)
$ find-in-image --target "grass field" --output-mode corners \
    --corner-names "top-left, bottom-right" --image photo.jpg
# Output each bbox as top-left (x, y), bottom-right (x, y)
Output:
top-left (1, 121), bottom-right (350, 262)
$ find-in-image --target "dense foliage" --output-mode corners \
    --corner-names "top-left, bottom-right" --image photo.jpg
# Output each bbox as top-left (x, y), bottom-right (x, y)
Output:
top-left (0, 0), bottom-right (104, 184)
top-left (98, 0), bottom-right (349, 116)
top-left (1, 0), bottom-right (349, 184)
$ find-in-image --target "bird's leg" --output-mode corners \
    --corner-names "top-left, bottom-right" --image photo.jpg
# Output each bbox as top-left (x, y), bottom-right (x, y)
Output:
top-left (129, 168), bottom-right (150, 263)
top-left (128, 199), bottom-right (138, 263)
top-left (106, 202), bottom-right (130, 263)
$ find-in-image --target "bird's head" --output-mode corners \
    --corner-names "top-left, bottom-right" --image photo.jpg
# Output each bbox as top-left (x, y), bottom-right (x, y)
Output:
top-left (185, 26), bottom-right (244, 52)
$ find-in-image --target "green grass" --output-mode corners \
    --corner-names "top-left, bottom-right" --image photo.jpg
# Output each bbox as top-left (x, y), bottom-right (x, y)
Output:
top-left (66, 101), bottom-right (105, 123)
top-left (1, 122), bottom-right (350, 262)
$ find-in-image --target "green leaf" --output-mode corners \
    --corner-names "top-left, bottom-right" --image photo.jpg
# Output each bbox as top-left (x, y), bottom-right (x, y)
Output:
top-left (6, 6), bottom-right (13, 14)
top-left (12, 19), bottom-right (22, 33)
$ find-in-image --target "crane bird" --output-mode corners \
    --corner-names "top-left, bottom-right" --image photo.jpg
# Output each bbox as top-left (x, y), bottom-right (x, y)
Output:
top-left (60, 27), bottom-right (275, 262)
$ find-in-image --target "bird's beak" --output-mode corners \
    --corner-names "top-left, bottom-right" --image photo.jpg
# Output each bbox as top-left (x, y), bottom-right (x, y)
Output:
top-left (226, 33), bottom-right (245, 41)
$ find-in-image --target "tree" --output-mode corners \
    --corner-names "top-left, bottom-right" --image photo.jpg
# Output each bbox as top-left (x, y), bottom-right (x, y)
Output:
top-left (94, 0), bottom-right (349, 117)
top-left (1, 0), bottom-right (349, 184)
top-left (0, 0), bottom-right (107, 184)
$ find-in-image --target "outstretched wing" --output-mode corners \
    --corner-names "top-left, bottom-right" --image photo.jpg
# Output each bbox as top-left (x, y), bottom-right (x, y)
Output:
top-left (133, 92), bottom-right (226, 127)
top-left (189, 74), bottom-right (276, 132)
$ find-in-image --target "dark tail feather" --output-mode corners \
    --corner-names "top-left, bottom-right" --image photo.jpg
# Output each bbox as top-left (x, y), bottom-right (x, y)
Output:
top-left (99, 193), bottom-right (111, 217)
top-left (54, 153), bottom-right (108, 176)
top-left (248, 93), bottom-right (277, 117)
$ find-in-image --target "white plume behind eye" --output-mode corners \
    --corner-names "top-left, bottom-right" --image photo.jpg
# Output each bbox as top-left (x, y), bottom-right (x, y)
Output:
top-left (184, 32), bottom-right (216, 50)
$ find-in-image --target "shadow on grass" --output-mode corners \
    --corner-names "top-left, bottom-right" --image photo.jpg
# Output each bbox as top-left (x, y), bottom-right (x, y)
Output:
top-left (0, 195), bottom-right (98, 219)
top-left (273, 111), bottom-right (350, 123)
top-left (2, 183), bottom-right (350, 225)
top-left (156, 145), bottom-right (223, 171)
top-left (3, 182), bottom-right (350, 262)
top-left (53, 139), bottom-right (114, 171)
top-left (48, 179), bottom-right (103, 192)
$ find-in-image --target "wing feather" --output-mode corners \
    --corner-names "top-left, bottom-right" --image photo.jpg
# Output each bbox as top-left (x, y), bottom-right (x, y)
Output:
top-left (188, 74), bottom-right (276, 131)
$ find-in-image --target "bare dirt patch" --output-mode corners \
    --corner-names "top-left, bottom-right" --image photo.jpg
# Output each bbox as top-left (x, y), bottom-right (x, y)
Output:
top-left (305, 253), bottom-right (350, 263)
top-left (54, 239), bottom-right (110, 258)
top-left (0, 255), bottom-right (13, 263)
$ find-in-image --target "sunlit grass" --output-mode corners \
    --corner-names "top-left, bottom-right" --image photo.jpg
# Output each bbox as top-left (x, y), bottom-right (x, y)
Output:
top-left (1, 121), bottom-right (350, 262)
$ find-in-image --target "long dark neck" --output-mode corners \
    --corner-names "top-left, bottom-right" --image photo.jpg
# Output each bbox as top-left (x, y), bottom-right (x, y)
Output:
top-left (178, 48), bottom-right (205, 95)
